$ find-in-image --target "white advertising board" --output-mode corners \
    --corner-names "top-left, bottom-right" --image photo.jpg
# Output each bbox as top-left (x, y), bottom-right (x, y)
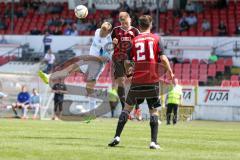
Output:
top-left (198, 87), bottom-right (240, 107)
top-left (182, 86), bottom-right (195, 106)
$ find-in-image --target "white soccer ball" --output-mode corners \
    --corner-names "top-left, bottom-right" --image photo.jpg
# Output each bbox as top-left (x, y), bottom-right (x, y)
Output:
top-left (74, 5), bottom-right (88, 19)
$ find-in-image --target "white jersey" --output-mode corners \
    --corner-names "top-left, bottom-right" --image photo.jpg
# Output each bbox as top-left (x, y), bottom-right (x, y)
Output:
top-left (89, 29), bottom-right (112, 57)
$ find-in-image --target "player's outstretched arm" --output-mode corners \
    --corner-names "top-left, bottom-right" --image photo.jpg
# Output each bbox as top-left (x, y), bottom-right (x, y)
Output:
top-left (160, 55), bottom-right (174, 79)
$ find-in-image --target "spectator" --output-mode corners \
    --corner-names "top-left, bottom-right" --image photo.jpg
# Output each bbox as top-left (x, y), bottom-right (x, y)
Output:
top-left (38, 1), bottom-right (47, 15)
top-left (202, 19), bottom-right (211, 32)
top-left (0, 19), bottom-right (7, 30)
top-left (89, 3), bottom-right (96, 14)
top-left (4, 6), bottom-right (11, 17)
top-left (23, 88), bottom-right (40, 119)
top-left (185, 1), bottom-right (195, 13)
top-left (160, 0), bottom-right (168, 13)
top-left (43, 26), bottom-right (52, 35)
top-left (71, 24), bottom-right (78, 36)
top-left (216, 0), bottom-right (227, 9)
top-left (0, 35), bottom-right (8, 44)
top-left (43, 49), bottom-right (55, 74)
top-left (218, 21), bottom-right (228, 36)
top-left (235, 23), bottom-right (240, 36)
top-left (166, 78), bottom-right (182, 125)
top-left (30, 27), bottom-right (41, 35)
top-left (186, 13), bottom-right (197, 26)
top-left (15, 7), bottom-right (27, 18)
top-left (53, 26), bottom-right (63, 35)
top-left (89, 20), bottom-right (98, 31)
top-left (208, 51), bottom-right (218, 64)
top-left (32, 0), bottom-right (42, 10)
top-left (12, 85), bottom-right (30, 118)
top-left (52, 79), bottom-right (67, 120)
top-left (48, 2), bottom-right (63, 14)
top-left (77, 20), bottom-right (91, 31)
top-left (179, 14), bottom-right (190, 32)
top-left (105, 15), bottom-right (114, 24)
top-left (47, 16), bottom-right (62, 27)
top-left (118, 0), bottom-right (130, 12)
top-left (64, 24), bottom-right (74, 35)
top-left (43, 31), bottom-right (52, 54)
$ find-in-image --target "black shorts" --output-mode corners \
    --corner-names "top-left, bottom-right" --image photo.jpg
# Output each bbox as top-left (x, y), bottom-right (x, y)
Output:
top-left (113, 60), bottom-right (125, 79)
top-left (126, 83), bottom-right (161, 109)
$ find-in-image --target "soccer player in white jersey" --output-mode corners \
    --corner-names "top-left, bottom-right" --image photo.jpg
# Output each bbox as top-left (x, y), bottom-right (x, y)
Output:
top-left (38, 22), bottom-right (113, 96)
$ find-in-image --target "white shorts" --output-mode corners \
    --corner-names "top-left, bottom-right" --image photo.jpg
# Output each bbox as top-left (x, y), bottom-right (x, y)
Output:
top-left (30, 103), bottom-right (40, 109)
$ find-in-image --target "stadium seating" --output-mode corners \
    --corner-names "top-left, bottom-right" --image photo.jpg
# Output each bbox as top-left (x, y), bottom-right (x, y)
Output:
top-left (230, 75), bottom-right (239, 81)
top-left (221, 80), bottom-right (231, 87)
top-left (231, 80), bottom-right (240, 87)
top-left (0, 1), bottom-right (240, 36)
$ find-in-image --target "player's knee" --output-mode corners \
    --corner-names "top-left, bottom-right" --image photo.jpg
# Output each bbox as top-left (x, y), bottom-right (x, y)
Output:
top-left (119, 110), bottom-right (130, 122)
top-left (150, 114), bottom-right (159, 124)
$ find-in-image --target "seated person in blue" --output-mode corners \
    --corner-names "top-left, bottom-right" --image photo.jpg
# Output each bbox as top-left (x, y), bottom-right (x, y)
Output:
top-left (12, 85), bottom-right (30, 118)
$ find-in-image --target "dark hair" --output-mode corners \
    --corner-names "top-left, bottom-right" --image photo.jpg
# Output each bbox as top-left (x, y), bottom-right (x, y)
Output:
top-left (138, 15), bottom-right (152, 31)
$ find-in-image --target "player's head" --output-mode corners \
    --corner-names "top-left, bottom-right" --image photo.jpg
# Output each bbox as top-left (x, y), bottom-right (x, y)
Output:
top-left (32, 88), bottom-right (38, 95)
top-left (21, 85), bottom-right (27, 92)
top-left (100, 22), bottom-right (112, 37)
top-left (119, 12), bottom-right (131, 29)
top-left (138, 15), bottom-right (153, 32)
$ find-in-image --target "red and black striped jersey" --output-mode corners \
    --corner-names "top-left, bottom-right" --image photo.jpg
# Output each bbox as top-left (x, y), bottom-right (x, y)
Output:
top-left (130, 33), bottom-right (164, 84)
top-left (111, 26), bottom-right (139, 61)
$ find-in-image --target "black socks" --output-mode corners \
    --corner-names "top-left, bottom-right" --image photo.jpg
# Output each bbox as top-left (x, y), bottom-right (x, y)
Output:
top-left (115, 110), bottom-right (130, 137)
top-left (150, 115), bottom-right (159, 143)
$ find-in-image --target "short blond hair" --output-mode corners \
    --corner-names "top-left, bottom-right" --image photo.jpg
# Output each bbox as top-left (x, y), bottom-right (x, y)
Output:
top-left (101, 22), bottom-right (112, 31)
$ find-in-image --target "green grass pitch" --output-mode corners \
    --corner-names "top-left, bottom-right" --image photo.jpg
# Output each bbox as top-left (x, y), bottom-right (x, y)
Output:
top-left (0, 119), bottom-right (240, 160)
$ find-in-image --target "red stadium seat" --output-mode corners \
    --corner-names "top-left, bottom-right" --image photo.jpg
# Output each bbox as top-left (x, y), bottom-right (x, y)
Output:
top-left (183, 59), bottom-right (190, 64)
top-left (192, 59), bottom-right (199, 65)
top-left (182, 73), bottom-right (190, 80)
top-left (191, 63), bottom-right (199, 70)
top-left (230, 75), bottom-right (239, 81)
top-left (221, 80), bottom-right (231, 87)
top-left (191, 68), bottom-right (199, 74)
top-left (174, 68), bottom-right (182, 75)
top-left (191, 73), bottom-right (198, 80)
top-left (174, 73), bottom-right (181, 80)
top-left (224, 58), bottom-right (233, 67)
top-left (199, 74), bottom-right (207, 83)
top-left (200, 64), bottom-right (207, 70)
top-left (208, 68), bottom-right (216, 77)
top-left (181, 79), bottom-right (191, 86)
top-left (231, 81), bottom-right (239, 87)
top-left (216, 58), bottom-right (225, 65)
top-left (216, 64), bottom-right (225, 73)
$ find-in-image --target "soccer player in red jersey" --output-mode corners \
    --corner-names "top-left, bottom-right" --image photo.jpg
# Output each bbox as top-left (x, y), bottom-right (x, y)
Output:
top-left (109, 15), bottom-right (174, 149)
top-left (111, 12), bottom-right (139, 110)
